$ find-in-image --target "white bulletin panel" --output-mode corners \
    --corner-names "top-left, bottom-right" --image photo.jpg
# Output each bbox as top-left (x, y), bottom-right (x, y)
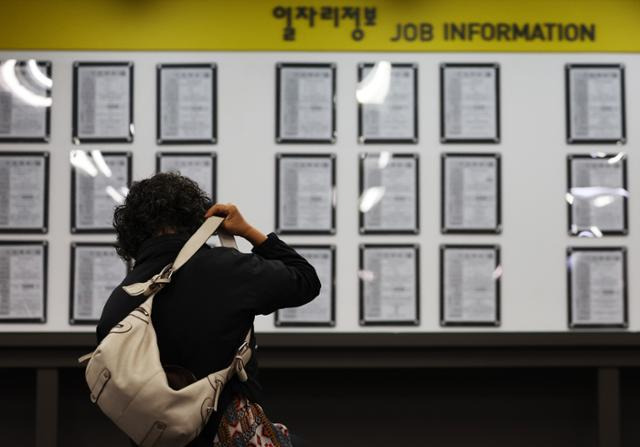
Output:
top-left (0, 51), bottom-right (637, 333)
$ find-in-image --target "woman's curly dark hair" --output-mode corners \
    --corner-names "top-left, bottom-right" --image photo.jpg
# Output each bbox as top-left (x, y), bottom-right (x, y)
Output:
top-left (113, 172), bottom-right (211, 262)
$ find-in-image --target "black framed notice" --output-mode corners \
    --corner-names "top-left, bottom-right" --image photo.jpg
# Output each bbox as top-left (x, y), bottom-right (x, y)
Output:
top-left (156, 63), bottom-right (217, 144)
top-left (440, 63), bottom-right (500, 144)
top-left (359, 244), bottom-right (420, 326)
top-left (440, 245), bottom-right (501, 327)
top-left (0, 60), bottom-right (52, 143)
top-left (567, 153), bottom-right (628, 236)
top-left (70, 243), bottom-right (129, 325)
top-left (276, 63), bottom-right (336, 144)
top-left (72, 62), bottom-right (134, 143)
top-left (156, 152), bottom-right (217, 201)
top-left (441, 153), bottom-right (501, 234)
top-left (567, 247), bottom-right (628, 329)
top-left (275, 153), bottom-right (336, 235)
top-left (275, 245), bottom-right (336, 327)
top-left (357, 62), bottom-right (418, 144)
top-left (565, 64), bottom-right (626, 145)
top-left (359, 152), bottom-right (419, 234)
top-left (70, 151), bottom-right (132, 233)
top-left (0, 241), bottom-right (47, 323)
top-left (0, 152), bottom-right (49, 233)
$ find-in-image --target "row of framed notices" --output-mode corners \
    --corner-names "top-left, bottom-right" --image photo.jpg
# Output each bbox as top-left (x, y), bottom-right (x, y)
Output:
top-left (0, 151), bottom-right (215, 233)
top-left (0, 151), bottom-right (629, 236)
top-left (0, 241), bottom-right (628, 329)
top-left (279, 152), bottom-right (497, 234)
top-left (69, 151), bottom-right (216, 233)
top-left (0, 241), bottom-right (128, 324)
top-left (276, 151), bottom-right (629, 236)
top-left (73, 62), bottom-right (217, 144)
top-left (0, 60), bottom-right (627, 145)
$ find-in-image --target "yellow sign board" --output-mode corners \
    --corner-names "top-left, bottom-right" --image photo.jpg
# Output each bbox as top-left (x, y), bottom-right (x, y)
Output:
top-left (1, 0), bottom-right (639, 52)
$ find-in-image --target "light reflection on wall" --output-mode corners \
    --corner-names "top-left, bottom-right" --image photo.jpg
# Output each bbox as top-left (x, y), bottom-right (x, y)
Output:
top-left (0, 59), bottom-right (52, 107)
top-left (358, 151), bottom-right (392, 214)
top-left (70, 150), bottom-right (128, 204)
top-left (356, 60), bottom-right (391, 105)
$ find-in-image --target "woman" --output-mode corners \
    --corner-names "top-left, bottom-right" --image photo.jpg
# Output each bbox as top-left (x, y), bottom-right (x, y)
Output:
top-left (97, 173), bottom-right (320, 446)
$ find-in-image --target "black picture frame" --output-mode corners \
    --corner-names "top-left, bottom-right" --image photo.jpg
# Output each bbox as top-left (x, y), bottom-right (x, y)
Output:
top-left (69, 242), bottom-right (130, 325)
top-left (439, 244), bottom-right (501, 327)
top-left (441, 152), bottom-right (502, 234)
top-left (0, 151), bottom-right (49, 234)
top-left (440, 63), bottom-right (501, 144)
top-left (358, 152), bottom-right (420, 235)
top-left (156, 152), bottom-right (217, 203)
top-left (357, 62), bottom-right (418, 144)
top-left (0, 60), bottom-right (52, 143)
top-left (156, 63), bottom-right (217, 145)
top-left (275, 153), bottom-right (336, 235)
top-left (567, 153), bottom-right (628, 236)
top-left (565, 64), bottom-right (626, 145)
top-left (72, 61), bottom-right (134, 144)
top-left (0, 240), bottom-right (47, 323)
top-left (359, 244), bottom-right (420, 326)
top-left (70, 151), bottom-right (132, 234)
top-left (275, 244), bottom-right (336, 327)
top-left (275, 62), bottom-right (337, 144)
top-left (566, 246), bottom-right (628, 329)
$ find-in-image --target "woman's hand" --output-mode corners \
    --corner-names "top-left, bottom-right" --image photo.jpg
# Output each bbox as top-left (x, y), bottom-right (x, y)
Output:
top-left (204, 203), bottom-right (267, 246)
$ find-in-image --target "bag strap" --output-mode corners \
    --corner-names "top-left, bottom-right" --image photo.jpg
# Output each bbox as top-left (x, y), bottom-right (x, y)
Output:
top-left (172, 216), bottom-right (236, 272)
top-left (157, 216), bottom-right (252, 400)
top-left (205, 328), bottom-right (253, 412)
top-left (122, 216), bottom-right (236, 297)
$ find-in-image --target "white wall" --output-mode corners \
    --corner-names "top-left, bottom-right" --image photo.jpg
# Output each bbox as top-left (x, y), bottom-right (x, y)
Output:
top-left (0, 50), bottom-right (637, 333)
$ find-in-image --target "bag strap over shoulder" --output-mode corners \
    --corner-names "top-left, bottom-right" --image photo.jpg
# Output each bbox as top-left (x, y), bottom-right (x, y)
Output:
top-left (172, 216), bottom-right (236, 272)
top-left (122, 216), bottom-right (236, 297)
top-left (205, 329), bottom-right (253, 412)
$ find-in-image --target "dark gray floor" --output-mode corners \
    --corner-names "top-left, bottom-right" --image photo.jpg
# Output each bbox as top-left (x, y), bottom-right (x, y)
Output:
top-left (260, 368), bottom-right (597, 447)
top-left (1, 367), bottom-right (633, 446)
top-left (0, 368), bottom-right (35, 446)
top-left (622, 369), bottom-right (640, 446)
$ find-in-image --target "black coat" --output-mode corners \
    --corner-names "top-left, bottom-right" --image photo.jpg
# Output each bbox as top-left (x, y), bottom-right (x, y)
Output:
top-left (97, 232), bottom-right (321, 446)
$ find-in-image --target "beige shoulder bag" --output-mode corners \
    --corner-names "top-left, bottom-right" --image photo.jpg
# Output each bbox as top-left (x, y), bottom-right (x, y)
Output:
top-left (79, 216), bottom-right (252, 447)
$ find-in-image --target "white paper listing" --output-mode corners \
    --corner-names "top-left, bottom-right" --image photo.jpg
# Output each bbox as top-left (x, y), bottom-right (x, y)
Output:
top-left (159, 155), bottom-right (214, 198)
top-left (75, 154), bottom-right (129, 231)
top-left (0, 62), bottom-right (49, 139)
top-left (569, 67), bottom-right (624, 141)
top-left (278, 156), bottom-right (333, 232)
top-left (73, 246), bottom-right (128, 322)
top-left (362, 246), bottom-right (417, 323)
top-left (443, 66), bottom-right (498, 140)
top-left (443, 247), bottom-right (497, 323)
top-left (160, 67), bottom-right (214, 141)
top-left (76, 65), bottom-right (131, 139)
top-left (0, 244), bottom-right (45, 320)
top-left (0, 155), bottom-right (46, 229)
top-left (362, 155), bottom-right (417, 231)
top-left (570, 250), bottom-right (625, 326)
top-left (444, 156), bottom-right (498, 230)
top-left (570, 157), bottom-right (626, 233)
top-left (360, 65), bottom-right (416, 140)
top-left (277, 247), bottom-right (333, 324)
top-left (278, 66), bottom-right (334, 141)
